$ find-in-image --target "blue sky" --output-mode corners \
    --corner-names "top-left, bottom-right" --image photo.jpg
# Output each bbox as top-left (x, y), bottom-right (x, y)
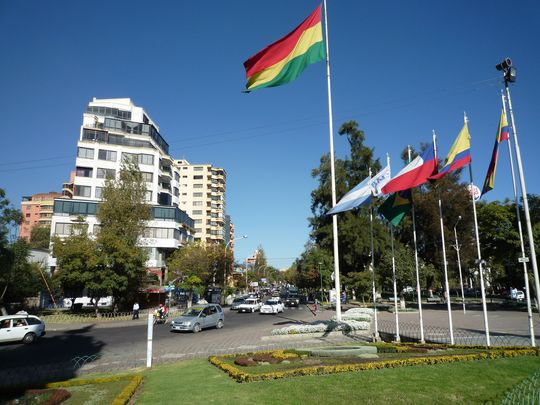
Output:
top-left (1, 1), bottom-right (539, 269)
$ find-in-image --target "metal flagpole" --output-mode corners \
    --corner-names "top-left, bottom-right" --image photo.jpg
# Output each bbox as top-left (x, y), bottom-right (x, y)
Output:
top-left (368, 167), bottom-right (379, 341)
top-left (504, 82), bottom-right (540, 322)
top-left (453, 217), bottom-right (466, 314)
top-left (434, 131), bottom-right (455, 345)
top-left (322, 0), bottom-right (342, 321)
top-left (464, 113), bottom-right (490, 347)
top-left (390, 225), bottom-right (401, 342)
top-left (501, 92), bottom-right (535, 346)
top-left (408, 146), bottom-right (425, 343)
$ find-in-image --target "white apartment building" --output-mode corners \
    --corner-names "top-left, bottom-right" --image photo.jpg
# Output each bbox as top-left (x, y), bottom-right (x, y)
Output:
top-left (173, 159), bottom-right (228, 245)
top-left (50, 98), bottom-right (194, 278)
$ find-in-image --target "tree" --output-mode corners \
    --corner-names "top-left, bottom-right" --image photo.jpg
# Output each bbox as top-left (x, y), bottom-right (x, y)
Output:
top-left (0, 189), bottom-right (24, 306)
top-left (0, 239), bottom-right (42, 304)
top-left (309, 121), bottom-right (384, 276)
top-left (52, 223), bottom-right (98, 306)
top-left (53, 162), bottom-right (151, 312)
top-left (30, 225), bottom-right (51, 250)
top-left (167, 242), bottom-right (227, 287)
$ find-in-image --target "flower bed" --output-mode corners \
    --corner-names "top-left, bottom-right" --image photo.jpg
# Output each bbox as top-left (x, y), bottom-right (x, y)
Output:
top-left (209, 345), bottom-right (540, 383)
top-left (332, 308), bottom-right (373, 322)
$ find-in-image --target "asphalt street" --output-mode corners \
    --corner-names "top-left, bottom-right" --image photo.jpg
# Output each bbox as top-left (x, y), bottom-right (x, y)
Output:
top-left (0, 305), bottom-right (327, 372)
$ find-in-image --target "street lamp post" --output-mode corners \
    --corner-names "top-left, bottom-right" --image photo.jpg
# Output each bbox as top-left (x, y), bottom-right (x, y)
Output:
top-left (453, 216), bottom-right (466, 314)
top-left (223, 235), bottom-right (247, 289)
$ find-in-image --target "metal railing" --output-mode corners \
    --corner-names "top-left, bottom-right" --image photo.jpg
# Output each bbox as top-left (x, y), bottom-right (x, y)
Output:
top-left (377, 319), bottom-right (533, 346)
top-left (501, 371), bottom-right (540, 404)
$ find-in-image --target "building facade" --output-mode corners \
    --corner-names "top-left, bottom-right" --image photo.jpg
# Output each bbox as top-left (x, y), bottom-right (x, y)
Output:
top-left (50, 98), bottom-right (194, 279)
top-left (19, 192), bottom-right (64, 241)
top-left (173, 159), bottom-right (227, 244)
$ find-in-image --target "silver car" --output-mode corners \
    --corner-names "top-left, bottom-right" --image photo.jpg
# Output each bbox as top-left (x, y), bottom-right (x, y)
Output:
top-left (0, 314), bottom-right (46, 344)
top-left (170, 304), bottom-right (224, 333)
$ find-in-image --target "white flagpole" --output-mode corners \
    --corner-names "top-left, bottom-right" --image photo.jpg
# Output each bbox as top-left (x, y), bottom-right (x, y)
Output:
top-left (368, 167), bottom-right (379, 341)
top-left (504, 82), bottom-right (540, 324)
top-left (434, 131), bottom-right (455, 345)
top-left (502, 92), bottom-right (535, 346)
top-left (464, 113), bottom-right (490, 347)
top-left (322, 0), bottom-right (342, 321)
top-left (408, 146), bottom-right (425, 343)
top-left (390, 224), bottom-right (401, 342)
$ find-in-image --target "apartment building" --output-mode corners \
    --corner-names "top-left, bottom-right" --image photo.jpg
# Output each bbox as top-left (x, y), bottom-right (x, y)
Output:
top-left (50, 98), bottom-right (194, 277)
top-left (173, 159), bottom-right (227, 244)
top-left (19, 192), bottom-right (64, 241)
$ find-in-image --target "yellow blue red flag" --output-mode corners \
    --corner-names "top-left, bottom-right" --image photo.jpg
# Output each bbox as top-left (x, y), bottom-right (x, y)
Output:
top-left (430, 122), bottom-right (472, 180)
top-left (481, 109), bottom-right (510, 196)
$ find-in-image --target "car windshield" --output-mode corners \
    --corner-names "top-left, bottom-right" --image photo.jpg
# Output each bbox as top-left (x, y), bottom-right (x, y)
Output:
top-left (265, 300), bottom-right (278, 305)
top-left (245, 299), bottom-right (256, 304)
top-left (181, 307), bottom-right (203, 317)
top-left (233, 298), bottom-right (244, 303)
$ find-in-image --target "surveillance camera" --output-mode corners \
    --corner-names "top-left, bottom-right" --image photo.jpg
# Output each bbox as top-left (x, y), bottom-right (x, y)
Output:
top-left (495, 58), bottom-right (512, 71)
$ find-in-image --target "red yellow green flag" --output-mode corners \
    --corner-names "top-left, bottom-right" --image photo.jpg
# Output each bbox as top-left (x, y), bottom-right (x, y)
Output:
top-left (243, 5), bottom-right (325, 92)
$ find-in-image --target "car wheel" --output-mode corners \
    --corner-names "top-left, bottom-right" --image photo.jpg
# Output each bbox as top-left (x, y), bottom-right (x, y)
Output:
top-left (216, 319), bottom-right (224, 329)
top-left (193, 323), bottom-right (201, 333)
top-left (23, 332), bottom-right (36, 344)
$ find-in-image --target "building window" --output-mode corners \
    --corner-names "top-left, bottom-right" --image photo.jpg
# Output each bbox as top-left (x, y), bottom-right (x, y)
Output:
top-left (95, 187), bottom-right (103, 198)
top-left (139, 154), bottom-right (154, 165)
top-left (74, 185), bottom-right (91, 197)
top-left (54, 222), bottom-right (88, 236)
top-left (75, 167), bottom-right (93, 178)
top-left (98, 149), bottom-right (117, 162)
top-left (194, 228), bottom-right (202, 232)
top-left (96, 168), bottom-right (116, 179)
top-left (77, 147), bottom-right (95, 159)
top-left (193, 175), bottom-right (203, 180)
top-left (194, 167), bottom-right (203, 171)
top-left (193, 192), bottom-right (203, 197)
top-left (174, 187), bottom-right (179, 197)
top-left (174, 172), bottom-right (180, 182)
top-left (194, 219), bottom-right (202, 224)
top-left (192, 210), bottom-right (202, 215)
top-left (141, 172), bottom-right (153, 183)
top-left (193, 201), bottom-right (203, 206)
top-left (122, 152), bottom-right (154, 166)
top-left (193, 184), bottom-right (203, 189)
top-left (145, 191), bottom-right (152, 202)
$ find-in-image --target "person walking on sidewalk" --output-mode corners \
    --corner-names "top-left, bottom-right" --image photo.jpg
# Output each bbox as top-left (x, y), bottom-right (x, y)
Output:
top-left (132, 302), bottom-right (140, 320)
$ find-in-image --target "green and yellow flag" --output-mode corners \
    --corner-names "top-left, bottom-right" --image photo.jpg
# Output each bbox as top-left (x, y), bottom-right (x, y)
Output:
top-left (378, 190), bottom-right (412, 226)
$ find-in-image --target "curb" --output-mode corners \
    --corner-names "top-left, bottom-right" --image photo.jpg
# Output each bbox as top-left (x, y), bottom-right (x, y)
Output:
top-left (261, 330), bottom-right (371, 341)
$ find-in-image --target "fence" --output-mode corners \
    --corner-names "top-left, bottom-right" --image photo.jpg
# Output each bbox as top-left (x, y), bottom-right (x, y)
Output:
top-left (40, 307), bottom-right (186, 324)
top-left (501, 371), bottom-right (540, 404)
top-left (377, 319), bottom-right (533, 346)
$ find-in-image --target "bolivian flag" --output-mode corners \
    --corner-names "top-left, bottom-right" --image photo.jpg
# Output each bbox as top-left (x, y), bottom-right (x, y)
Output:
top-left (378, 190), bottom-right (412, 227)
top-left (243, 5), bottom-right (326, 92)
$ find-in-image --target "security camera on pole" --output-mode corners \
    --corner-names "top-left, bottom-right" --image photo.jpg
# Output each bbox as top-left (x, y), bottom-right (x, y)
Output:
top-left (496, 58), bottom-right (540, 319)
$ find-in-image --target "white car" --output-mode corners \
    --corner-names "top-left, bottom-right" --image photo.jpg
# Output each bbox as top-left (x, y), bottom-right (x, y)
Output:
top-left (0, 314), bottom-right (46, 344)
top-left (237, 298), bottom-right (262, 313)
top-left (260, 299), bottom-right (285, 314)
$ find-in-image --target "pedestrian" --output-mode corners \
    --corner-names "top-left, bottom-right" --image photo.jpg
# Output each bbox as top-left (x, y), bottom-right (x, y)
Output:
top-left (132, 302), bottom-right (140, 320)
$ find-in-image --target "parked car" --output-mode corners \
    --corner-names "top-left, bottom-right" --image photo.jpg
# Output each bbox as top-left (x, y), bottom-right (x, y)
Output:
top-left (230, 297), bottom-right (246, 310)
top-left (260, 299), bottom-right (284, 314)
top-left (0, 314), bottom-right (46, 344)
top-left (237, 298), bottom-right (262, 313)
top-left (170, 304), bottom-right (224, 333)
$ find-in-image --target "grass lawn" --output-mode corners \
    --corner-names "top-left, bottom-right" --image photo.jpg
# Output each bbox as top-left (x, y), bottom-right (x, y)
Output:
top-left (136, 356), bottom-right (540, 404)
top-left (63, 379), bottom-right (131, 404)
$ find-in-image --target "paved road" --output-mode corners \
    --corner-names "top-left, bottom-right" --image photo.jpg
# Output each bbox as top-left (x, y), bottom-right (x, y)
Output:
top-left (0, 305), bottom-right (337, 375)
